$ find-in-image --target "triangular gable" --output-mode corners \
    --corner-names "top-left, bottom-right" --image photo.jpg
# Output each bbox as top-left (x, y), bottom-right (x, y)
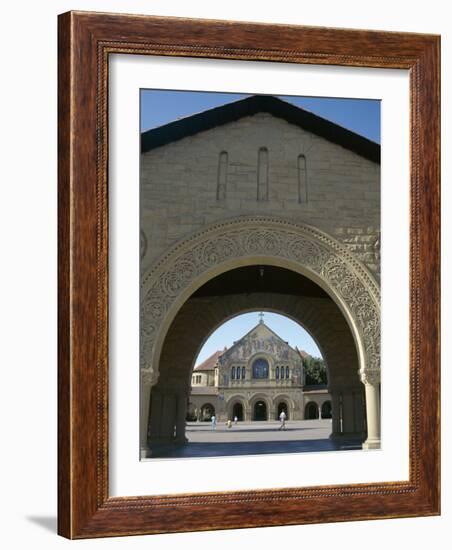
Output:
top-left (220, 321), bottom-right (298, 362)
top-left (141, 95), bottom-right (380, 163)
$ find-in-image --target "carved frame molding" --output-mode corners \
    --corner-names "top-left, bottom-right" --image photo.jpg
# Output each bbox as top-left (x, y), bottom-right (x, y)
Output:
top-left (58, 11), bottom-right (440, 538)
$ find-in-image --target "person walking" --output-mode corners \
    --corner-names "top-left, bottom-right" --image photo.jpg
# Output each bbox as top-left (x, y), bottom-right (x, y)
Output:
top-left (211, 414), bottom-right (217, 431)
top-left (278, 410), bottom-right (287, 431)
top-left (234, 416), bottom-right (238, 425)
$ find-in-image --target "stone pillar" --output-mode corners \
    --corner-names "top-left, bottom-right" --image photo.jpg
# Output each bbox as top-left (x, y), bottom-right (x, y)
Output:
top-left (361, 371), bottom-right (381, 450)
top-left (175, 392), bottom-right (189, 444)
top-left (330, 391), bottom-right (342, 438)
top-left (318, 403), bottom-right (322, 419)
top-left (140, 369), bottom-right (158, 458)
top-left (341, 391), bottom-right (356, 434)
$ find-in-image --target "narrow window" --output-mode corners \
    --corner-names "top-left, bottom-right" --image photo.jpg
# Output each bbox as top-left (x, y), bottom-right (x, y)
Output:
top-left (280, 367), bottom-right (284, 380)
top-left (242, 366), bottom-right (245, 379)
top-left (298, 154), bottom-right (307, 203)
top-left (231, 366), bottom-right (235, 380)
top-left (217, 151), bottom-right (228, 200)
top-left (276, 366), bottom-right (279, 379)
top-left (286, 366), bottom-right (290, 379)
top-left (257, 147), bottom-right (269, 201)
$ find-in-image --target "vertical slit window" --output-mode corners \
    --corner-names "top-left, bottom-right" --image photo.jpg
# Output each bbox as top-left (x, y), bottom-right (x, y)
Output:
top-left (257, 147), bottom-right (269, 201)
top-left (217, 151), bottom-right (228, 200)
top-left (231, 366), bottom-right (235, 380)
top-left (298, 154), bottom-right (307, 203)
top-left (242, 366), bottom-right (245, 379)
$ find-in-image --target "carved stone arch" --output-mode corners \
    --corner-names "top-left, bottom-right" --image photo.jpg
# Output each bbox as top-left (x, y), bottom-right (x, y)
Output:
top-left (140, 217), bottom-right (380, 388)
top-left (274, 393), bottom-right (296, 410)
top-left (226, 395), bottom-right (248, 415)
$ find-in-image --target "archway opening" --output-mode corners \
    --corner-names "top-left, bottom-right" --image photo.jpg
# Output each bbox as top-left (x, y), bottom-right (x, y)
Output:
top-left (277, 401), bottom-right (289, 420)
top-left (253, 401), bottom-right (268, 421)
top-left (321, 400), bottom-right (332, 419)
top-left (143, 263), bottom-right (368, 457)
top-left (305, 402), bottom-right (319, 420)
top-left (200, 403), bottom-right (215, 421)
top-left (232, 402), bottom-right (244, 421)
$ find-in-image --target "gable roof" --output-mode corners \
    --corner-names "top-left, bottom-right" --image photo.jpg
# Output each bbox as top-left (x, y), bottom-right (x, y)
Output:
top-left (141, 95), bottom-right (380, 163)
top-left (194, 350), bottom-right (224, 371)
top-left (220, 321), bottom-right (299, 360)
top-left (296, 347), bottom-right (310, 360)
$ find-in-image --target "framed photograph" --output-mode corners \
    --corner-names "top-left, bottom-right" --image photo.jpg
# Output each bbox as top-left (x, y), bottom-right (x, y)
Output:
top-left (58, 11), bottom-right (440, 538)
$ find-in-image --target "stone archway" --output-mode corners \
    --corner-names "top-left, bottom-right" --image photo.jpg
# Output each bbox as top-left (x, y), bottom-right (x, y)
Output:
top-left (277, 401), bottom-right (289, 420)
top-left (253, 401), bottom-right (268, 421)
top-left (305, 402), bottom-right (319, 420)
top-left (200, 403), bottom-right (215, 421)
top-left (232, 402), bottom-right (244, 422)
top-left (140, 217), bottom-right (380, 455)
top-left (322, 400), bottom-right (332, 419)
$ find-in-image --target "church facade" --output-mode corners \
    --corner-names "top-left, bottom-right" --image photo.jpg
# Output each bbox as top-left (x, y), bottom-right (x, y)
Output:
top-left (188, 317), bottom-right (332, 423)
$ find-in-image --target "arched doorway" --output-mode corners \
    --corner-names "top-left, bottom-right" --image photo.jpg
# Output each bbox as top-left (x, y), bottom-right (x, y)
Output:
top-left (305, 402), bottom-right (319, 420)
top-left (232, 402), bottom-right (244, 421)
top-left (253, 401), bottom-right (267, 421)
top-left (140, 218), bottom-right (380, 455)
top-left (200, 403), bottom-right (215, 421)
top-left (277, 401), bottom-right (289, 420)
top-left (321, 400), bottom-right (332, 419)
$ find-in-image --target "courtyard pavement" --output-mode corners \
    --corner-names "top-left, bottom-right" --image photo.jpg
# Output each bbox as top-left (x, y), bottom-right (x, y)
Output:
top-left (149, 419), bottom-right (362, 459)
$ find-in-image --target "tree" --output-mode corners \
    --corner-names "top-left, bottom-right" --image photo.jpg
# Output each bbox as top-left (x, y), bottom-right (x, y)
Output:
top-left (304, 356), bottom-right (328, 385)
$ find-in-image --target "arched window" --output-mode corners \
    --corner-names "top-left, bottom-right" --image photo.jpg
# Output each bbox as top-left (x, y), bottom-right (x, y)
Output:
top-left (257, 147), bottom-right (269, 201)
top-left (298, 154), bottom-right (307, 203)
top-left (286, 366), bottom-right (290, 379)
top-left (241, 366), bottom-right (246, 379)
top-left (280, 366), bottom-right (284, 379)
top-left (276, 366), bottom-right (279, 379)
top-left (231, 366), bottom-right (235, 380)
top-left (252, 358), bottom-right (269, 379)
top-left (217, 151), bottom-right (228, 200)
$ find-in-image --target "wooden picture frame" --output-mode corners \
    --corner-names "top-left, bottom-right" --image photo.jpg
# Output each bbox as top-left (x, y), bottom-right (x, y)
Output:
top-left (58, 10), bottom-right (440, 538)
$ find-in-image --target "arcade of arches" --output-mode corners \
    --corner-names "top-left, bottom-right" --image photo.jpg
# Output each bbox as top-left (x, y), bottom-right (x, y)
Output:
top-left (187, 314), bottom-right (333, 425)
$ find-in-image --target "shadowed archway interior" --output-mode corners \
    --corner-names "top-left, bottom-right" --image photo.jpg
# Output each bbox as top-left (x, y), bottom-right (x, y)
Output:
top-left (145, 265), bottom-right (367, 455)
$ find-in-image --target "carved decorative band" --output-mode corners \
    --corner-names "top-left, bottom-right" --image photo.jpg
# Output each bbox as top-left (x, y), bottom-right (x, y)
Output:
top-left (140, 218), bottom-right (380, 386)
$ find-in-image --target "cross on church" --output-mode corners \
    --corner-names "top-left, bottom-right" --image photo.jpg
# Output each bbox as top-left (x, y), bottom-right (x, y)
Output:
top-left (258, 312), bottom-right (265, 324)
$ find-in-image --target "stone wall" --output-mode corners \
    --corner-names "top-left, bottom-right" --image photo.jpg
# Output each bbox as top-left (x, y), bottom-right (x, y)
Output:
top-left (141, 112), bottom-right (380, 279)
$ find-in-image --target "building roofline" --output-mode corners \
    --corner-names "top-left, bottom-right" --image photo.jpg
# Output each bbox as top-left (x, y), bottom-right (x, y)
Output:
top-left (141, 94), bottom-right (380, 163)
top-left (220, 321), bottom-right (305, 360)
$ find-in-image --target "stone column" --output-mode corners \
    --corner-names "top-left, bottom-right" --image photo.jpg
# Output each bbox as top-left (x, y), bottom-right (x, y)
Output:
top-left (361, 371), bottom-right (381, 450)
top-left (140, 369), bottom-right (158, 458)
top-left (318, 403), bottom-right (322, 419)
top-left (329, 391), bottom-right (342, 439)
top-left (175, 392), bottom-right (188, 444)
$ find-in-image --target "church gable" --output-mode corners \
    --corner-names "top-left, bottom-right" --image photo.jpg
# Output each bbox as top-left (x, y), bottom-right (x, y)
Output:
top-left (219, 322), bottom-right (299, 365)
top-left (141, 95), bottom-right (379, 163)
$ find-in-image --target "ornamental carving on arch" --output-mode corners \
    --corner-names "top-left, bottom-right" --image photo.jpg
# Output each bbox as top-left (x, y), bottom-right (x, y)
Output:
top-left (140, 218), bottom-right (381, 386)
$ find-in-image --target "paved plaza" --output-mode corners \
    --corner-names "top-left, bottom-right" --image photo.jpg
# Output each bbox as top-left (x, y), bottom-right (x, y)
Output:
top-left (147, 419), bottom-right (363, 459)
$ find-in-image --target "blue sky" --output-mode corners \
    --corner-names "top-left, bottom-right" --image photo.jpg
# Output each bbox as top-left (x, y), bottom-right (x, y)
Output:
top-left (140, 90), bottom-right (380, 143)
top-left (195, 312), bottom-right (322, 365)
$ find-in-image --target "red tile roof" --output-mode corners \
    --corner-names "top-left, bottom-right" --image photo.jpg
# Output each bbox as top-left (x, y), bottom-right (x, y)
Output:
top-left (194, 350), bottom-right (224, 371)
